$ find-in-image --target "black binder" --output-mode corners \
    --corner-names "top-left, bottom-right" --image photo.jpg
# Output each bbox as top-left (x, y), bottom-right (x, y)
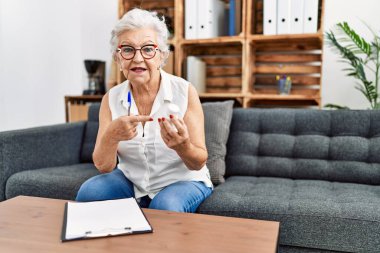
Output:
top-left (61, 198), bottom-right (153, 242)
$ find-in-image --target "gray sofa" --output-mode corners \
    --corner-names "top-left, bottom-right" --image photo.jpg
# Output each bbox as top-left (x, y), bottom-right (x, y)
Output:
top-left (1, 103), bottom-right (380, 253)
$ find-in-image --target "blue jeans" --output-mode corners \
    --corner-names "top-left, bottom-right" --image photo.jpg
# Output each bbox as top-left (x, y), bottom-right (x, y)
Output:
top-left (76, 169), bottom-right (213, 213)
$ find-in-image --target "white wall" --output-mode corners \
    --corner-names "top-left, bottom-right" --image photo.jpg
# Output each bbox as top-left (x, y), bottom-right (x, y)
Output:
top-left (0, 0), bottom-right (118, 131)
top-left (322, 0), bottom-right (380, 109)
top-left (79, 0), bottom-right (118, 88)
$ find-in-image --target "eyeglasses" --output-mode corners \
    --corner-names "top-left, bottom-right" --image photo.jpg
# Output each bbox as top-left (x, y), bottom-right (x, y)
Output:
top-left (116, 44), bottom-right (160, 60)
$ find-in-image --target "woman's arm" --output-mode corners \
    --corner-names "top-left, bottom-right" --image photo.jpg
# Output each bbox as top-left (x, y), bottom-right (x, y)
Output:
top-left (92, 93), bottom-right (119, 173)
top-left (92, 93), bottom-right (152, 173)
top-left (159, 85), bottom-right (208, 170)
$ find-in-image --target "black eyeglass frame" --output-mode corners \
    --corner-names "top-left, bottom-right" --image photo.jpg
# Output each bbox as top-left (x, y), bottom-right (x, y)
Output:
top-left (116, 44), bottom-right (160, 60)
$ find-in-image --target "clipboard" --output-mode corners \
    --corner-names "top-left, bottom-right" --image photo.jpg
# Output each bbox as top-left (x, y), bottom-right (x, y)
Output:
top-left (61, 198), bottom-right (153, 242)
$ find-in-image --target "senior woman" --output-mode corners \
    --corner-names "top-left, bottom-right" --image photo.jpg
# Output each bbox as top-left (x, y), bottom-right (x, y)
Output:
top-left (75, 8), bottom-right (213, 213)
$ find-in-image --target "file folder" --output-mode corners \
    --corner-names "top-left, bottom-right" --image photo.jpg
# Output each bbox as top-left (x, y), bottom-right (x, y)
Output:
top-left (263, 0), bottom-right (277, 35)
top-left (185, 0), bottom-right (198, 39)
top-left (186, 56), bottom-right (206, 93)
top-left (277, 0), bottom-right (291, 34)
top-left (228, 0), bottom-right (236, 36)
top-left (198, 0), bottom-right (226, 39)
top-left (303, 0), bottom-right (319, 33)
top-left (290, 0), bottom-right (304, 34)
top-left (61, 198), bottom-right (153, 242)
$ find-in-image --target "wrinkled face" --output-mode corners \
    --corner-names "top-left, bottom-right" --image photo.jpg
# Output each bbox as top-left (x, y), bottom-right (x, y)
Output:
top-left (116, 28), bottom-right (163, 86)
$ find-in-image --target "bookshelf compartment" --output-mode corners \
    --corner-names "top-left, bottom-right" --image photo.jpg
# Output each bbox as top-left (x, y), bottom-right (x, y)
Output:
top-left (181, 0), bottom-right (245, 40)
top-left (182, 43), bottom-right (243, 93)
top-left (250, 39), bottom-right (322, 102)
top-left (122, 0), bottom-right (175, 38)
top-left (250, 0), bottom-right (263, 34)
top-left (248, 0), bottom-right (324, 35)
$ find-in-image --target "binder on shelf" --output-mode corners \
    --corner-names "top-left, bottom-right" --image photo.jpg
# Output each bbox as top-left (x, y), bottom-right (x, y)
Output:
top-left (61, 198), bottom-right (152, 242)
top-left (277, 0), bottom-right (291, 34)
top-left (303, 0), bottom-right (319, 33)
top-left (263, 0), bottom-right (277, 35)
top-left (228, 0), bottom-right (236, 36)
top-left (186, 56), bottom-right (206, 93)
top-left (185, 0), bottom-right (198, 39)
top-left (290, 0), bottom-right (304, 34)
top-left (198, 0), bottom-right (226, 39)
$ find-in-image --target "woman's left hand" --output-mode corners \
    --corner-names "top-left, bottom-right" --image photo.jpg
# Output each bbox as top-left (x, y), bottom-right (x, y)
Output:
top-left (159, 115), bottom-right (190, 151)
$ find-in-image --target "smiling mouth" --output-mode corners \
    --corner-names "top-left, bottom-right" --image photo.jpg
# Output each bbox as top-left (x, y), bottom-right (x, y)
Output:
top-left (130, 67), bottom-right (147, 73)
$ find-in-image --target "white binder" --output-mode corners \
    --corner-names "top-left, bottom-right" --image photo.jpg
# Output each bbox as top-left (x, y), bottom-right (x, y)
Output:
top-left (277, 0), bottom-right (291, 34)
top-left (198, 0), bottom-right (226, 39)
top-left (289, 0), bottom-right (304, 34)
top-left (186, 56), bottom-right (206, 93)
top-left (185, 0), bottom-right (198, 39)
top-left (303, 0), bottom-right (319, 33)
top-left (263, 0), bottom-right (277, 35)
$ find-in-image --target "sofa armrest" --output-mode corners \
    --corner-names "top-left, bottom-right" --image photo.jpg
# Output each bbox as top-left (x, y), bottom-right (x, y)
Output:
top-left (0, 122), bottom-right (86, 201)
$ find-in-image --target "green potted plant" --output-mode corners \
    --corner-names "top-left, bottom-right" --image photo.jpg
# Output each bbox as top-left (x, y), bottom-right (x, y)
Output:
top-left (325, 22), bottom-right (380, 109)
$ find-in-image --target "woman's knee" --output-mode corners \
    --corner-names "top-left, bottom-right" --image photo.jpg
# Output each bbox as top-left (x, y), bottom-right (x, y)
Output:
top-left (75, 175), bottom-right (109, 201)
top-left (149, 181), bottom-right (213, 213)
top-left (75, 170), bottom-right (134, 202)
top-left (149, 196), bottom-right (185, 212)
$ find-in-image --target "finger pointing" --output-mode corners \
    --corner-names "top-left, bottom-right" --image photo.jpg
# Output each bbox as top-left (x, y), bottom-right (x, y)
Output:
top-left (129, 115), bottom-right (154, 123)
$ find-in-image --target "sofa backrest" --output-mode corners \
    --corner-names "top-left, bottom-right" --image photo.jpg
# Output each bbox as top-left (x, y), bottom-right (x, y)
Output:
top-left (80, 103), bottom-right (100, 163)
top-left (225, 108), bottom-right (380, 185)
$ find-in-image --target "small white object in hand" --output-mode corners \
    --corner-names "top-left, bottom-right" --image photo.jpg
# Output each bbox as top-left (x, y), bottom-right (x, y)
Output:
top-left (168, 103), bottom-right (180, 115)
top-left (167, 103), bottom-right (180, 132)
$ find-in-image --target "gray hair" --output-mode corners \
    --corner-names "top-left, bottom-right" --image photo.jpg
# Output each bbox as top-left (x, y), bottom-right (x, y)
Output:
top-left (110, 8), bottom-right (170, 62)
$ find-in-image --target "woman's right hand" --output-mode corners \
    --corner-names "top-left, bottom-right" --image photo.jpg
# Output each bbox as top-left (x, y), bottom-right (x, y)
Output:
top-left (93, 93), bottom-right (153, 173)
top-left (107, 115), bottom-right (153, 142)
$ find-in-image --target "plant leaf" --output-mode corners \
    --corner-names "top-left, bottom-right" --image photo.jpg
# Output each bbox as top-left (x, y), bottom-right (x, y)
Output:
top-left (325, 22), bottom-right (380, 109)
top-left (337, 22), bottom-right (372, 56)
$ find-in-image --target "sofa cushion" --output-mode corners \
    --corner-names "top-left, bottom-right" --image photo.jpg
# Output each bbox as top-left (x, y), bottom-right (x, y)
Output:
top-left (81, 103), bottom-right (100, 163)
top-left (5, 163), bottom-right (99, 200)
top-left (0, 122), bottom-right (86, 201)
top-left (198, 176), bottom-right (380, 252)
top-left (202, 101), bottom-right (234, 185)
top-left (225, 108), bottom-right (380, 185)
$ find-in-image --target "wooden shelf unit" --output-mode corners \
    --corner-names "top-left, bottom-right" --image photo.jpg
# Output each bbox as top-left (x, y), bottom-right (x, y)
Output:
top-left (118, 0), bottom-right (325, 108)
top-left (64, 95), bottom-right (103, 122)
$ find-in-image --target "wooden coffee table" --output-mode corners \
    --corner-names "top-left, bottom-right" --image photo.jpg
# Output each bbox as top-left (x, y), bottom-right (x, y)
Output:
top-left (0, 196), bottom-right (279, 253)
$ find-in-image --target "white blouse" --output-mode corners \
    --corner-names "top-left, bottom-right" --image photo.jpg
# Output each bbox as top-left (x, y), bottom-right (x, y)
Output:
top-left (108, 69), bottom-right (213, 199)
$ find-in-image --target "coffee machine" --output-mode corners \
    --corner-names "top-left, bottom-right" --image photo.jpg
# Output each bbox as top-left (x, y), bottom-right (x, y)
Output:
top-left (83, 60), bottom-right (106, 95)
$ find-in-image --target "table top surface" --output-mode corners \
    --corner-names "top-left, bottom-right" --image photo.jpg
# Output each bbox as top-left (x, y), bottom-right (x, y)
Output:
top-left (0, 196), bottom-right (279, 253)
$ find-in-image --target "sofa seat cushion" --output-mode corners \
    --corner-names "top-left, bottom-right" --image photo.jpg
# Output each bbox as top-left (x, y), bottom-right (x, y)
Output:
top-left (5, 163), bottom-right (99, 200)
top-left (198, 176), bottom-right (380, 252)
